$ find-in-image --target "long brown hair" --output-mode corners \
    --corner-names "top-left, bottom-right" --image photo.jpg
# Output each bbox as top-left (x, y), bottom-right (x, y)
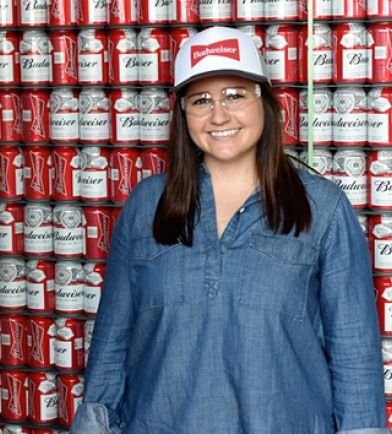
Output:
top-left (153, 83), bottom-right (312, 245)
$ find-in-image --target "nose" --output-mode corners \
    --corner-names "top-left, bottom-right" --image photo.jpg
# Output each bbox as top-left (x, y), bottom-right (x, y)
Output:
top-left (209, 99), bottom-right (230, 124)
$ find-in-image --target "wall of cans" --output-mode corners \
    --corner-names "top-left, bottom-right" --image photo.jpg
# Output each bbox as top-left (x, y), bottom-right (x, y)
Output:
top-left (1, 0), bottom-right (392, 432)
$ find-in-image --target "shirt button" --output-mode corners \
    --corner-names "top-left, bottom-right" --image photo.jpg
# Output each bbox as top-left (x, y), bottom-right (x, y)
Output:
top-left (239, 207), bottom-right (245, 213)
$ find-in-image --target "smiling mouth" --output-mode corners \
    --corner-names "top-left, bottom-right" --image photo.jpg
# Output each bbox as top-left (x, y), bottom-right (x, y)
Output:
top-left (210, 128), bottom-right (240, 137)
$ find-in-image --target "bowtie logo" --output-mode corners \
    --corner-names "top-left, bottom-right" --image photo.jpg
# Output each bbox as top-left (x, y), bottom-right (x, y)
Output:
top-left (190, 39), bottom-right (240, 67)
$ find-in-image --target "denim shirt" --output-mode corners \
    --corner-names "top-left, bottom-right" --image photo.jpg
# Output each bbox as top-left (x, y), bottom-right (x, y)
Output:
top-left (70, 167), bottom-right (389, 434)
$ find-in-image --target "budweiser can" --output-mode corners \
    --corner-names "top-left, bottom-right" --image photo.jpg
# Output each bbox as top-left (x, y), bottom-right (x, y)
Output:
top-left (23, 146), bottom-right (52, 200)
top-left (199, 0), bottom-right (231, 22)
top-left (26, 260), bottom-right (55, 313)
top-left (84, 319), bottom-right (94, 366)
top-left (332, 87), bottom-right (367, 146)
top-left (263, 0), bottom-right (298, 20)
top-left (22, 89), bottom-right (50, 144)
top-left (52, 146), bottom-right (81, 201)
top-left (50, 30), bottom-right (78, 86)
top-left (299, 148), bottom-right (333, 179)
top-left (0, 258), bottom-right (26, 310)
top-left (27, 318), bottom-right (55, 367)
top-left (0, 203), bottom-right (24, 256)
top-left (28, 372), bottom-right (57, 424)
top-left (299, 87), bottom-right (333, 145)
top-left (19, 30), bottom-right (52, 85)
top-left (332, 23), bottom-right (372, 83)
top-left (138, 0), bottom-right (168, 23)
top-left (141, 147), bottom-right (168, 179)
top-left (77, 0), bottom-right (108, 25)
top-left (79, 87), bottom-right (110, 143)
top-left (109, 0), bottom-right (137, 24)
top-left (78, 28), bottom-right (108, 85)
top-left (139, 87), bottom-right (171, 145)
top-left (298, 0), bottom-right (332, 19)
top-left (333, 149), bottom-right (367, 208)
top-left (49, 0), bottom-right (77, 26)
top-left (112, 206), bottom-right (122, 227)
top-left (369, 22), bottom-right (392, 84)
top-left (137, 27), bottom-right (172, 85)
top-left (384, 338), bottom-right (392, 397)
top-left (368, 87), bottom-right (392, 147)
top-left (375, 276), bottom-right (392, 335)
top-left (24, 203), bottom-right (53, 256)
top-left (298, 24), bottom-right (332, 84)
top-left (265, 25), bottom-right (298, 84)
top-left (1, 370), bottom-right (28, 421)
top-left (387, 399), bottom-right (392, 427)
top-left (55, 262), bottom-right (84, 314)
top-left (18, 0), bottom-right (48, 26)
top-left (55, 319), bottom-right (84, 370)
top-left (368, 150), bottom-right (392, 210)
top-left (53, 205), bottom-right (84, 257)
top-left (1, 315), bottom-right (27, 365)
top-left (370, 214), bottom-right (392, 272)
top-left (232, 0), bottom-right (262, 20)
top-left (108, 28), bottom-right (138, 85)
top-left (275, 87), bottom-right (299, 146)
top-left (49, 88), bottom-right (79, 144)
top-left (0, 146), bottom-right (23, 199)
top-left (169, 0), bottom-right (199, 23)
top-left (0, 32), bottom-right (20, 85)
top-left (110, 147), bottom-right (141, 202)
top-left (57, 374), bottom-right (83, 427)
top-left (368, 0), bottom-right (392, 18)
top-left (0, 0), bottom-right (17, 26)
top-left (170, 26), bottom-right (198, 61)
top-left (110, 88), bottom-right (139, 144)
top-left (0, 89), bottom-right (22, 143)
top-left (83, 262), bottom-right (105, 315)
top-left (83, 206), bottom-right (112, 259)
top-left (332, 0), bottom-right (366, 18)
top-left (80, 147), bottom-right (109, 202)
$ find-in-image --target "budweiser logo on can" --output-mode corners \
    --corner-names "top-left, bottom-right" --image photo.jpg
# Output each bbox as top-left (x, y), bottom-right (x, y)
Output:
top-left (53, 205), bottom-right (84, 257)
top-left (169, 0), bottom-right (199, 23)
top-left (369, 22), bottom-right (392, 84)
top-left (55, 319), bottom-right (84, 371)
top-left (78, 28), bottom-right (108, 85)
top-left (53, 146), bottom-right (81, 201)
top-left (80, 147), bottom-right (109, 201)
top-left (375, 277), bottom-right (392, 335)
top-left (83, 206), bottom-right (112, 259)
top-left (77, 0), bottom-right (108, 25)
top-left (28, 372), bottom-right (58, 424)
top-left (368, 0), bottom-right (392, 17)
top-left (199, 0), bottom-right (231, 22)
top-left (110, 88), bottom-right (139, 144)
top-left (141, 147), bottom-right (168, 179)
top-left (84, 319), bottom-right (95, 366)
top-left (55, 262), bottom-right (84, 314)
top-left (18, 0), bottom-right (49, 26)
top-left (0, 203), bottom-right (24, 255)
top-left (263, 0), bottom-right (298, 20)
top-left (108, 28), bottom-right (137, 84)
top-left (26, 260), bottom-right (55, 313)
top-left (23, 146), bottom-right (52, 200)
top-left (368, 150), bottom-right (392, 210)
top-left (299, 0), bottom-right (332, 19)
top-left (368, 87), bottom-right (392, 146)
top-left (299, 148), bottom-right (333, 179)
top-left (49, 0), bottom-right (77, 26)
top-left (50, 29), bottom-right (78, 86)
top-left (109, 0), bottom-right (137, 24)
top-left (22, 89), bottom-right (50, 143)
top-left (49, 88), bottom-right (79, 143)
top-left (333, 149), bottom-right (367, 208)
top-left (24, 203), bottom-right (53, 256)
top-left (370, 214), bottom-right (392, 272)
top-left (0, 0), bottom-right (17, 26)
top-left (1, 314), bottom-right (27, 366)
top-left (275, 87), bottom-right (299, 146)
top-left (138, 0), bottom-right (169, 23)
top-left (84, 262), bottom-right (105, 315)
top-left (233, 0), bottom-right (263, 20)
top-left (0, 31), bottom-right (20, 85)
top-left (0, 146), bottom-right (24, 199)
top-left (1, 370), bottom-right (28, 421)
top-left (110, 147), bottom-right (141, 202)
top-left (0, 258), bottom-right (26, 310)
top-left (57, 374), bottom-right (83, 427)
top-left (27, 317), bottom-right (56, 368)
top-left (0, 89), bottom-right (22, 143)
top-left (332, 0), bottom-right (366, 18)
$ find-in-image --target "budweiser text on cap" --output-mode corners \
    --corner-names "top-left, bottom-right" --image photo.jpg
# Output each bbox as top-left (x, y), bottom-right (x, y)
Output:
top-left (174, 26), bottom-right (271, 91)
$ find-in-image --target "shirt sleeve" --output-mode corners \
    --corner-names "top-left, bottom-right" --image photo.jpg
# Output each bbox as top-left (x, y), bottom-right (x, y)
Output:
top-left (319, 191), bottom-right (387, 432)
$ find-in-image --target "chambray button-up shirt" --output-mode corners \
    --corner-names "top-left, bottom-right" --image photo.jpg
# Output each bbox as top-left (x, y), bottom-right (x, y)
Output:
top-left (71, 168), bottom-right (389, 434)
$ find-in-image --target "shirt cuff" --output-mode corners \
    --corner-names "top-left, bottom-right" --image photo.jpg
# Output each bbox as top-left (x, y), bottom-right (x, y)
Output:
top-left (70, 402), bottom-right (122, 434)
top-left (336, 429), bottom-right (391, 434)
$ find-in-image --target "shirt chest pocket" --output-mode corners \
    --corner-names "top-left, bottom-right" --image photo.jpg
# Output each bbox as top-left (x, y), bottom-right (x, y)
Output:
top-left (239, 234), bottom-right (317, 322)
top-left (131, 238), bottom-right (185, 310)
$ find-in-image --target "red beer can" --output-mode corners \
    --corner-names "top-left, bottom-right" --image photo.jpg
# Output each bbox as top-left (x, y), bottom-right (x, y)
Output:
top-left (83, 262), bottom-right (106, 315)
top-left (49, 0), bottom-right (77, 26)
top-left (138, 0), bottom-right (168, 24)
top-left (170, 26), bottom-right (198, 61)
top-left (0, 203), bottom-right (24, 256)
top-left (199, 0), bottom-right (231, 23)
top-left (112, 205), bottom-right (122, 227)
top-left (265, 24), bottom-right (298, 84)
top-left (375, 277), bottom-right (392, 335)
top-left (23, 146), bottom-right (52, 200)
top-left (22, 89), bottom-right (50, 144)
top-left (1, 314), bottom-right (27, 366)
top-left (77, 0), bottom-right (108, 25)
top-left (275, 87), bottom-right (299, 146)
top-left (50, 29), bottom-right (78, 86)
top-left (368, 87), bottom-right (392, 147)
top-left (0, 31), bottom-right (20, 85)
top-left (32, 430), bottom-right (58, 434)
top-left (369, 22), bottom-right (392, 84)
top-left (387, 399), bottom-right (392, 427)
top-left (232, 0), bottom-right (263, 21)
top-left (83, 206), bottom-right (112, 260)
top-left (263, 0), bottom-right (298, 20)
top-left (18, 0), bottom-right (48, 26)
top-left (0, 258), bottom-right (26, 311)
top-left (333, 23), bottom-right (372, 83)
top-left (332, 0), bottom-right (366, 18)
top-left (110, 88), bottom-right (139, 144)
top-left (0, 146), bottom-right (23, 200)
top-left (141, 147), bottom-right (168, 179)
top-left (299, 0), bottom-right (332, 19)
top-left (108, 28), bottom-right (138, 85)
top-left (26, 260), bottom-right (55, 313)
top-left (53, 204), bottom-right (84, 257)
top-left (55, 261), bottom-right (84, 314)
top-left (0, 89), bottom-right (22, 143)
top-left (27, 317), bottom-right (56, 367)
top-left (57, 374), bottom-right (84, 427)
top-left (169, 0), bottom-right (199, 23)
top-left (52, 146), bottom-right (81, 201)
top-left (19, 30), bottom-right (52, 85)
top-left (1, 370), bottom-right (28, 421)
top-left (299, 148), bottom-right (333, 180)
top-left (28, 372), bottom-right (58, 424)
top-left (55, 318), bottom-right (84, 370)
top-left (80, 147), bottom-right (110, 202)
top-left (368, 0), bottom-right (392, 18)
top-left (23, 203), bottom-right (53, 256)
top-left (110, 147), bottom-right (141, 202)
top-left (49, 88), bottom-right (79, 144)
top-left (369, 214), bottom-right (392, 272)
top-left (79, 87), bottom-right (110, 144)
top-left (368, 150), bottom-right (392, 210)
top-left (137, 27), bottom-right (172, 85)
top-left (0, 0), bottom-right (17, 26)
top-left (78, 28), bottom-right (108, 85)
top-left (109, 0), bottom-right (137, 24)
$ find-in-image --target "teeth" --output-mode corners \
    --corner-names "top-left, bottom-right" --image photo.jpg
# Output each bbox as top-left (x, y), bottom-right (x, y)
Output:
top-left (210, 129), bottom-right (239, 137)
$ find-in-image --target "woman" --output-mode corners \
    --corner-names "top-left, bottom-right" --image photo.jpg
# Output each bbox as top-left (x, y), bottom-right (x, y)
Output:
top-left (71, 27), bottom-right (388, 434)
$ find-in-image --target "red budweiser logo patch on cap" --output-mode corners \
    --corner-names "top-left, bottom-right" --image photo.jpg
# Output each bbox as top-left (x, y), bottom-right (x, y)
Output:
top-left (190, 39), bottom-right (240, 67)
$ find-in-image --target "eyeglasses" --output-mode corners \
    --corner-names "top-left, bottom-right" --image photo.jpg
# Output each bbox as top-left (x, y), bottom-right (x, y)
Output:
top-left (181, 84), bottom-right (261, 117)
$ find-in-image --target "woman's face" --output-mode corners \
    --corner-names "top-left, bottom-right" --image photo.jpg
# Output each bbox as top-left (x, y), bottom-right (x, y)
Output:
top-left (184, 75), bottom-right (264, 169)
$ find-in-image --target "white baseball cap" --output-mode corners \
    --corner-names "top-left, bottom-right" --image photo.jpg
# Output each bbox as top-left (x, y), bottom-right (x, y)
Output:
top-left (174, 26), bottom-right (271, 92)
